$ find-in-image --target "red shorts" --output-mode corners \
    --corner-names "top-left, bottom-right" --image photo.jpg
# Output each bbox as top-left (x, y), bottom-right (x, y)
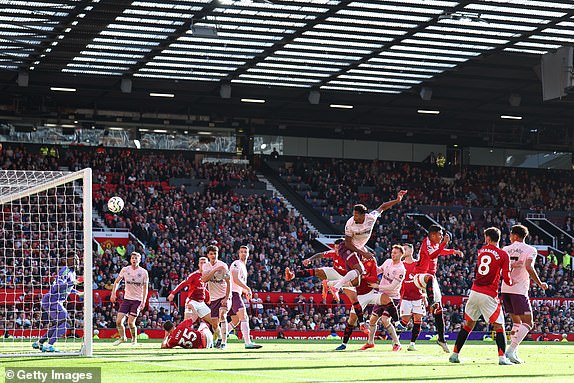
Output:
top-left (338, 244), bottom-right (365, 275)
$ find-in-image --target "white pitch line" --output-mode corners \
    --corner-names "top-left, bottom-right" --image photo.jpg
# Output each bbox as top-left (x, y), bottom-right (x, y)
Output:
top-left (94, 355), bottom-right (343, 383)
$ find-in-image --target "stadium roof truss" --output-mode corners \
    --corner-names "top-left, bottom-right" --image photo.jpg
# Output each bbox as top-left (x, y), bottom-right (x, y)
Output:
top-left (1, 0), bottom-right (574, 148)
top-left (1, 0), bottom-right (573, 92)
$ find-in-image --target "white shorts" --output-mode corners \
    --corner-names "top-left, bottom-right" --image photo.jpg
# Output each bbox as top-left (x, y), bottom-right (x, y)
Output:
top-left (185, 299), bottom-right (211, 319)
top-left (400, 298), bottom-right (426, 316)
top-left (464, 290), bottom-right (504, 324)
top-left (320, 267), bottom-right (344, 281)
top-left (350, 289), bottom-right (379, 314)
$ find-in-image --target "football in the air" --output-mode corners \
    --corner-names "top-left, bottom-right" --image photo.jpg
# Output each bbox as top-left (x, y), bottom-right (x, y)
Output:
top-left (107, 196), bottom-right (124, 213)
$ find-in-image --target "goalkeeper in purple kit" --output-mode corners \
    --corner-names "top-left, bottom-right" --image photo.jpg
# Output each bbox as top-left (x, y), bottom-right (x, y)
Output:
top-left (32, 252), bottom-right (84, 352)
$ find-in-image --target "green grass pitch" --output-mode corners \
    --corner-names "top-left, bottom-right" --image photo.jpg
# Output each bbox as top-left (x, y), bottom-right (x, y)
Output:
top-left (2, 340), bottom-right (574, 383)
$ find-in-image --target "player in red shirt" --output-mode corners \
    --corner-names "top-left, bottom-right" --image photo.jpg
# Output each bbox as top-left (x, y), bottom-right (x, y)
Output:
top-left (284, 239), bottom-right (349, 302)
top-left (449, 227), bottom-right (513, 365)
top-left (398, 244), bottom-right (426, 351)
top-left (161, 320), bottom-right (213, 349)
top-left (167, 257), bottom-right (221, 340)
top-left (412, 225), bottom-right (463, 352)
top-left (335, 255), bottom-right (380, 351)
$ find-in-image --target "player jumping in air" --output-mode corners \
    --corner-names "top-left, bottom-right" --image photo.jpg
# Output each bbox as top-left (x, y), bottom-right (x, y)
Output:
top-left (167, 257), bottom-right (222, 341)
top-left (33, 252), bottom-right (83, 352)
top-left (111, 251), bottom-right (149, 346)
top-left (449, 227), bottom-right (513, 365)
top-left (361, 245), bottom-right (406, 351)
top-left (399, 244), bottom-right (426, 351)
top-left (412, 225), bottom-right (463, 352)
top-left (500, 225), bottom-right (549, 364)
top-left (328, 191), bottom-right (407, 327)
top-left (284, 238), bottom-right (347, 301)
top-left (161, 320), bottom-right (213, 349)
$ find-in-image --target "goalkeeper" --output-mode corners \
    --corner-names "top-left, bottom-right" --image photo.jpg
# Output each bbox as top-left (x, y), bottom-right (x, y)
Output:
top-left (33, 252), bottom-right (84, 352)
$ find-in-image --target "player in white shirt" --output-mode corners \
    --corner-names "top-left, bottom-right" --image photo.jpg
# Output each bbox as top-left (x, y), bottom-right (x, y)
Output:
top-left (229, 246), bottom-right (262, 349)
top-left (201, 245), bottom-right (231, 349)
top-left (330, 190), bottom-right (407, 292)
top-left (110, 252), bottom-right (149, 346)
top-left (361, 245), bottom-right (406, 351)
top-left (500, 225), bottom-right (549, 364)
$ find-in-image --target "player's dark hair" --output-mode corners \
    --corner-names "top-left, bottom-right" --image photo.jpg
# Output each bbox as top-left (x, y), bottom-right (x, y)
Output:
top-left (163, 321), bottom-right (174, 332)
top-left (131, 251), bottom-right (142, 258)
top-left (428, 225), bottom-right (443, 234)
top-left (353, 204), bottom-right (368, 214)
top-left (206, 245), bottom-right (219, 254)
top-left (334, 238), bottom-right (344, 245)
top-left (392, 244), bottom-right (405, 254)
top-left (239, 245), bottom-right (249, 251)
top-left (511, 225), bottom-right (529, 239)
top-left (484, 227), bottom-right (501, 243)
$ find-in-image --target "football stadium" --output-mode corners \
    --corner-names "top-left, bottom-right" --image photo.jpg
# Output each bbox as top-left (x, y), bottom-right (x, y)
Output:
top-left (1, 1), bottom-right (574, 382)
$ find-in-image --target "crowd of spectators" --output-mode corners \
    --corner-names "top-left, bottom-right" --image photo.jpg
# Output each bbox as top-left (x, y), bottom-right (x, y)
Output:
top-left (1, 143), bottom-right (574, 336)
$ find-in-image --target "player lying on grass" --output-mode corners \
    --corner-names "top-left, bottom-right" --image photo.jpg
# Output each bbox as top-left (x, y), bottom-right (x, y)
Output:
top-left (167, 256), bottom-right (222, 341)
top-left (161, 320), bottom-right (213, 349)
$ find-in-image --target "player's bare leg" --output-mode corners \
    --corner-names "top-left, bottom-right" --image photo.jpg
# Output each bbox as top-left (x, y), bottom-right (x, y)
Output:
top-left (113, 313), bottom-right (128, 346)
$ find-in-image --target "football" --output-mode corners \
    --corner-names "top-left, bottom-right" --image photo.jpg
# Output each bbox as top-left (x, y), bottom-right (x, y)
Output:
top-left (107, 196), bottom-right (124, 213)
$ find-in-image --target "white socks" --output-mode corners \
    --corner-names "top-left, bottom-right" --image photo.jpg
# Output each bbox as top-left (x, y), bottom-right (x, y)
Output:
top-left (241, 320), bottom-right (251, 345)
top-left (334, 269), bottom-right (359, 290)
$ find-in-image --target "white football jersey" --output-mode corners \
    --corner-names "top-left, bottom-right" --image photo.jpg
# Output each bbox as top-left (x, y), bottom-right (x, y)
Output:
top-left (344, 210), bottom-right (381, 250)
top-left (500, 241), bottom-right (538, 296)
top-left (230, 259), bottom-right (248, 294)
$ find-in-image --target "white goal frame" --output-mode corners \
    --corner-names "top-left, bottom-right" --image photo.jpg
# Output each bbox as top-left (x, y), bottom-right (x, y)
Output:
top-left (0, 168), bottom-right (92, 357)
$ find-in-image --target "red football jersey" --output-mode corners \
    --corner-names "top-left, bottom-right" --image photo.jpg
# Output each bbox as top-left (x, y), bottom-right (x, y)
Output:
top-left (471, 244), bottom-right (511, 298)
top-left (170, 271), bottom-right (205, 302)
top-left (414, 237), bottom-right (456, 275)
top-left (323, 250), bottom-right (347, 276)
top-left (356, 257), bottom-right (378, 296)
top-left (401, 261), bottom-right (423, 300)
top-left (162, 319), bottom-right (207, 349)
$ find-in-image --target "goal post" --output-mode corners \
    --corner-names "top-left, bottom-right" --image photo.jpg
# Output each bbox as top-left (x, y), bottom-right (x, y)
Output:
top-left (0, 168), bottom-right (92, 357)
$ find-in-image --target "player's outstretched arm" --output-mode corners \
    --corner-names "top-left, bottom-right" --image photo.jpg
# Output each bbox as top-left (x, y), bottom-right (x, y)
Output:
top-left (302, 251), bottom-right (328, 266)
top-left (375, 190), bottom-right (408, 214)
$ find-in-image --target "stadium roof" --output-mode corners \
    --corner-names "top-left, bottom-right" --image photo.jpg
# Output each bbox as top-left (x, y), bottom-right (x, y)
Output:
top-left (0, 0), bottom-right (573, 148)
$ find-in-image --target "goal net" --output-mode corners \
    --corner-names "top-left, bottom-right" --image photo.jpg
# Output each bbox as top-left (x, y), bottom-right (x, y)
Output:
top-left (0, 169), bottom-right (92, 357)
